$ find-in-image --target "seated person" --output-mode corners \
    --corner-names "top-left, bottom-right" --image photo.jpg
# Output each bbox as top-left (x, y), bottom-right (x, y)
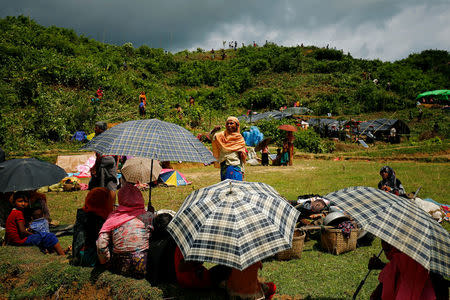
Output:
top-left (5, 192), bottom-right (65, 255)
top-left (368, 240), bottom-right (444, 300)
top-left (29, 207), bottom-right (50, 234)
top-left (227, 262), bottom-right (276, 300)
top-left (96, 179), bottom-right (154, 279)
top-left (378, 166), bottom-right (406, 197)
top-left (293, 195), bottom-right (330, 220)
top-left (72, 187), bottom-right (115, 267)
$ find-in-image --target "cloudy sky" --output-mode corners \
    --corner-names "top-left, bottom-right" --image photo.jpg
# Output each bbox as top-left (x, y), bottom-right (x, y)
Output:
top-left (1, 0), bottom-right (449, 61)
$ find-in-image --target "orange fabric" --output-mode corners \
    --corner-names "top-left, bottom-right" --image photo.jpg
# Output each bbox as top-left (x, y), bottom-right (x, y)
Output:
top-left (139, 94), bottom-right (146, 106)
top-left (82, 187), bottom-right (115, 220)
top-left (227, 262), bottom-right (263, 297)
top-left (212, 117), bottom-right (246, 164)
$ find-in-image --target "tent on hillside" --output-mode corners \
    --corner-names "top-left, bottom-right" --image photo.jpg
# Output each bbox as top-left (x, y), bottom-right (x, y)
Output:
top-left (159, 169), bottom-right (191, 187)
top-left (284, 107), bottom-right (313, 115)
top-left (238, 110), bottom-right (293, 123)
top-left (416, 90), bottom-right (450, 104)
top-left (359, 119), bottom-right (410, 141)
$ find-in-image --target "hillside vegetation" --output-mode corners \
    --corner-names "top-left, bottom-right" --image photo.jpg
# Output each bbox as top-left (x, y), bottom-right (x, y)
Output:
top-left (0, 16), bottom-right (449, 153)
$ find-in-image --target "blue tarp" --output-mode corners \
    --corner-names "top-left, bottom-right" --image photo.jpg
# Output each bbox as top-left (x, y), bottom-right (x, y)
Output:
top-left (242, 126), bottom-right (264, 147)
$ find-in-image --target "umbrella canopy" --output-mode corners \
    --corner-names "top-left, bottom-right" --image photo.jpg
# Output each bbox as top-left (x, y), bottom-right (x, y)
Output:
top-left (159, 169), bottom-right (191, 186)
top-left (0, 158), bottom-right (67, 193)
top-left (167, 179), bottom-right (300, 270)
top-left (81, 119), bottom-right (216, 164)
top-left (121, 158), bottom-right (162, 183)
top-left (254, 137), bottom-right (272, 152)
top-left (325, 186), bottom-right (449, 277)
top-left (278, 124), bottom-right (298, 132)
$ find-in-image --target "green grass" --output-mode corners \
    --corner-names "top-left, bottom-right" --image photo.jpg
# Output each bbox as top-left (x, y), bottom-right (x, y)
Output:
top-left (1, 158), bottom-right (449, 299)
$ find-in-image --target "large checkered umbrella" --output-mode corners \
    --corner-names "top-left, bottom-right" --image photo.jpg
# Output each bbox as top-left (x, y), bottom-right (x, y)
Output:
top-left (81, 119), bottom-right (215, 164)
top-left (166, 179), bottom-right (300, 271)
top-left (81, 119), bottom-right (216, 210)
top-left (325, 186), bottom-right (449, 277)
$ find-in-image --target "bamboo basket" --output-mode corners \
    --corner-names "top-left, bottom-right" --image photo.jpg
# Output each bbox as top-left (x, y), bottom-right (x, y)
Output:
top-left (276, 229), bottom-right (305, 260)
top-left (320, 228), bottom-right (358, 255)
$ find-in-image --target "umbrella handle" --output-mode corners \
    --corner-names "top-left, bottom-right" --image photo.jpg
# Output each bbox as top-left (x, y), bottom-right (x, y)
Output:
top-left (148, 160), bottom-right (155, 212)
top-left (352, 249), bottom-right (383, 300)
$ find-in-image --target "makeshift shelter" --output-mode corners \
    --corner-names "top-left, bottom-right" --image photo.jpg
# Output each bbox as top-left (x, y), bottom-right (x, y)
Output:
top-left (238, 110), bottom-right (293, 123)
top-left (284, 107), bottom-right (313, 115)
top-left (56, 153), bottom-right (95, 173)
top-left (307, 118), bottom-right (344, 138)
top-left (159, 169), bottom-right (191, 186)
top-left (359, 119), bottom-right (410, 140)
top-left (416, 90), bottom-right (450, 104)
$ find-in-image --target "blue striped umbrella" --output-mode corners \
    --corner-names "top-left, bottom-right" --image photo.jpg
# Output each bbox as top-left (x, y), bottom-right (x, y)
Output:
top-left (81, 119), bottom-right (215, 164)
top-left (166, 179), bottom-right (300, 270)
top-left (325, 186), bottom-right (449, 277)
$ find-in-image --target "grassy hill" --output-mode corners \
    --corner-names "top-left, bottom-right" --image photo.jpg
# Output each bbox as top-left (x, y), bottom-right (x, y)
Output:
top-left (0, 16), bottom-right (449, 154)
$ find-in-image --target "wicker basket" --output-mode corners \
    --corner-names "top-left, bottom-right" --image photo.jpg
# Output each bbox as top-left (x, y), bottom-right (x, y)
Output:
top-left (277, 229), bottom-right (306, 260)
top-left (320, 228), bottom-right (358, 255)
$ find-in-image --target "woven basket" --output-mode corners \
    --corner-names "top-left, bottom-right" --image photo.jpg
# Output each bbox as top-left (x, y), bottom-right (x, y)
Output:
top-left (277, 229), bottom-right (306, 260)
top-left (320, 228), bottom-right (358, 255)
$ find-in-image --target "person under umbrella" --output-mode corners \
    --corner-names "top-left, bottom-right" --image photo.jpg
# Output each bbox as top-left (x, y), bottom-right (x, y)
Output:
top-left (72, 187), bottom-right (115, 267)
top-left (96, 176), bottom-right (154, 279)
top-left (88, 121), bottom-right (118, 194)
top-left (368, 239), bottom-right (447, 300)
top-left (210, 117), bottom-right (247, 181)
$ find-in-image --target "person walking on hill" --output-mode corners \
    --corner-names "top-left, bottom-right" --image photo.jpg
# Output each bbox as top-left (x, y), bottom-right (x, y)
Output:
top-left (139, 92), bottom-right (147, 116)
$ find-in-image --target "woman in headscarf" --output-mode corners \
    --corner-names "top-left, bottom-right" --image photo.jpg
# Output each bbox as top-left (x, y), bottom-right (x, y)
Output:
top-left (378, 166), bottom-right (406, 197)
top-left (96, 179), bottom-right (154, 279)
top-left (211, 116), bottom-right (247, 181)
top-left (71, 187), bottom-right (115, 267)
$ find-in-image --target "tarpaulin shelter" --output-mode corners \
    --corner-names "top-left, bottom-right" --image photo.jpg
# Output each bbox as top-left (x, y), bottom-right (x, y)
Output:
top-left (159, 169), bottom-right (191, 186)
top-left (307, 118), bottom-right (343, 138)
top-left (283, 107), bottom-right (313, 115)
top-left (416, 90), bottom-right (450, 102)
top-left (56, 153), bottom-right (95, 173)
top-left (359, 119), bottom-right (410, 140)
top-left (238, 110), bottom-right (293, 123)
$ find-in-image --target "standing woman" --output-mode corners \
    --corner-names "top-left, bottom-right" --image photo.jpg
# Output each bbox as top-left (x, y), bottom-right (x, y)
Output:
top-left (211, 117), bottom-right (247, 181)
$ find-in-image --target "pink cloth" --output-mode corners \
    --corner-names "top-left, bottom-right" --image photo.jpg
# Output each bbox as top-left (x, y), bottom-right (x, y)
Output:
top-left (379, 251), bottom-right (435, 300)
top-left (99, 183), bottom-right (146, 233)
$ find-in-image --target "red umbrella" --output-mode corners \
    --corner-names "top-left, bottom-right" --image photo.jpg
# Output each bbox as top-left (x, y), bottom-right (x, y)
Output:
top-left (278, 124), bottom-right (298, 132)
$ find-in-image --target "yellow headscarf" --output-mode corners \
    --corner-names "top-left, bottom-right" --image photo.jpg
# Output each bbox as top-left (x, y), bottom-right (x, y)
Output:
top-left (212, 117), bottom-right (246, 165)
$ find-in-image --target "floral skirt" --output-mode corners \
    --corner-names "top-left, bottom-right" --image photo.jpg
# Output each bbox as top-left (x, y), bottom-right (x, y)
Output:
top-left (111, 250), bottom-right (148, 279)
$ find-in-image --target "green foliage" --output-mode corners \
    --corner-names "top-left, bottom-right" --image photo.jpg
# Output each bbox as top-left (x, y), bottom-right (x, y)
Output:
top-left (0, 16), bottom-right (448, 153)
top-left (293, 129), bottom-right (323, 153)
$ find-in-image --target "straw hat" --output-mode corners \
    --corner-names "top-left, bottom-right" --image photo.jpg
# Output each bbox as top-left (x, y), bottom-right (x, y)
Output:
top-left (121, 158), bottom-right (162, 183)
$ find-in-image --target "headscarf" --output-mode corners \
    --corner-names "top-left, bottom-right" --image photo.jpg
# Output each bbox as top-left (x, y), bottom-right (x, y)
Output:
top-left (379, 166), bottom-right (397, 186)
top-left (212, 117), bottom-right (246, 160)
top-left (99, 183), bottom-right (147, 233)
top-left (82, 187), bottom-right (114, 220)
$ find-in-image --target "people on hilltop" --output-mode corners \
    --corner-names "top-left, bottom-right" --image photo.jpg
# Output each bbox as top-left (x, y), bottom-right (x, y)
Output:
top-left (5, 192), bottom-right (66, 255)
top-left (378, 166), bottom-right (406, 197)
top-left (210, 117), bottom-right (247, 181)
top-left (96, 177), bottom-right (154, 279)
top-left (71, 188), bottom-right (115, 267)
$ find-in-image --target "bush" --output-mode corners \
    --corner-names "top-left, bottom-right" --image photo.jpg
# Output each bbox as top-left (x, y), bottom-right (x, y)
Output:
top-left (293, 129), bottom-right (323, 153)
top-left (243, 88), bottom-right (285, 110)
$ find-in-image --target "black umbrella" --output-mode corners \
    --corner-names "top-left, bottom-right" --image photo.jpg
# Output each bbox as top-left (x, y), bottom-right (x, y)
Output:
top-left (0, 158), bottom-right (67, 193)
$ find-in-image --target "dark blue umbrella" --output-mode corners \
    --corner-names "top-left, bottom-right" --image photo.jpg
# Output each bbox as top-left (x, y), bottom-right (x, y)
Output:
top-left (81, 119), bottom-right (216, 210)
top-left (0, 158), bottom-right (67, 193)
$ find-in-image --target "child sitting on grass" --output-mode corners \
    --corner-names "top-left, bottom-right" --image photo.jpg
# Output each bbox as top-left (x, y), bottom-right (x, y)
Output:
top-left (5, 192), bottom-right (65, 255)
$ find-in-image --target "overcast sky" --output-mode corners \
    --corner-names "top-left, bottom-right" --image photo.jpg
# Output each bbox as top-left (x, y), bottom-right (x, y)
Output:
top-left (1, 0), bottom-right (449, 61)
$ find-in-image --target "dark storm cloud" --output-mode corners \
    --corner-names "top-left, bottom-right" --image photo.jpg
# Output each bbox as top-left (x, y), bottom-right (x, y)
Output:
top-left (1, 0), bottom-right (449, 61)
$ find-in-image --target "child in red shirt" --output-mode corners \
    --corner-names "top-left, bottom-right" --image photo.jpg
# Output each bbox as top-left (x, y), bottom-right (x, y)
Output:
top-left (5, 192), bottom-right (65, 255)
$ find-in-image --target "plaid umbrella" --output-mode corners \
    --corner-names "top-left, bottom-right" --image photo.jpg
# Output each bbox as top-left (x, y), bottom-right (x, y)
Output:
top-left (81, 119), bottom-right (216, 210)
top-left (325, 186), bottom-right (450, 277)
top-left (166, 179), bottom-right (300, 270)
top-left (81, 119), bottom-right (215, 164)
top-left (0, 158), bottom-right (67, 193)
